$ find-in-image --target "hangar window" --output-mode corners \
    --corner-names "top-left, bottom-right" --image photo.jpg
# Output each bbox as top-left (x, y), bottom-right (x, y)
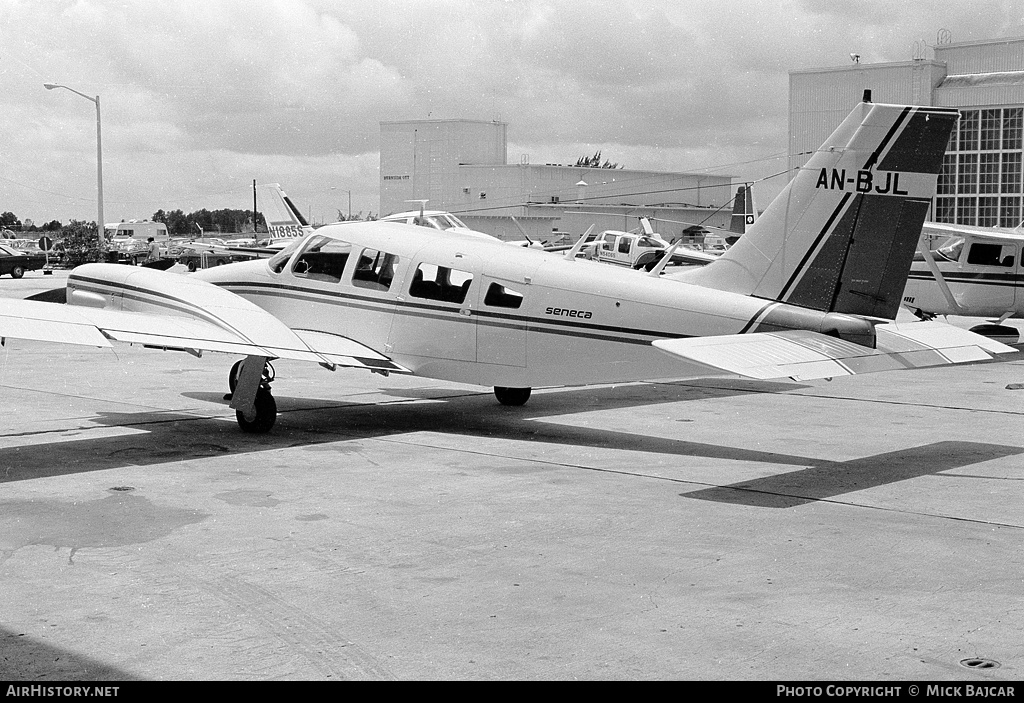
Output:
top-left (937, 154), bottom-right (956, 195)
top-left (352, 248), bottom-right (399, 291)
top-left (484, 282), bottom-right (524, 309)
top-left (1001, 153), bottom-right (1021, 192)
top-left (980, 154), bottom-right (1000, 193)
top-left (1000, 197), bottom-right (1021, 228)
top-left (409, 263), bottom-right (473, 304)
top-left (959, 110), bottom-right (979, 152)
top-left (958, 154), bottom-right (978, 194)
top-left (978, 197), bottom-right (999, 227)
top-left (1003, 108), bottom-right (1023, 151)
top-left (981, 109), bottom-right (1002, 150)
top-left (289, 235), bottom-right (351, 283)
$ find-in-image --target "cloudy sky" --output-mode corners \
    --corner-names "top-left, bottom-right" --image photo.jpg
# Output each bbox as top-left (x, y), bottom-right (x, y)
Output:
top-left (2, 0), bottom-right (1023, 228)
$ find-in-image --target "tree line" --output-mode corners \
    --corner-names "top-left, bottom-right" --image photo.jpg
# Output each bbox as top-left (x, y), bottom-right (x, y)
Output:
top-left (2, 207), bottom-right (373, 236)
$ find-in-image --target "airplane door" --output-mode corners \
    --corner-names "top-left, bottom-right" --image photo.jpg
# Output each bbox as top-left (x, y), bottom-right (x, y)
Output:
top-left (961, 240), bottom-right (1017, 313)
top-left (476, 276), bottom-right (528, 367)
top-left (389, 251), bottom-right (478, 362)
top-left (475, 257), bottom-right (538, 368)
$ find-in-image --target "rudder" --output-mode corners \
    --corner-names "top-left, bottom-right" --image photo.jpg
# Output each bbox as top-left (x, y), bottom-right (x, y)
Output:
top-left (674, 101), bottom-right (959, 320)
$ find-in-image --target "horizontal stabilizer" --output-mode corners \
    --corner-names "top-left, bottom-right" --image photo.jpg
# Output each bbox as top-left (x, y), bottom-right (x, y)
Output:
top-left (651, 321), bottom-right (1015, 382)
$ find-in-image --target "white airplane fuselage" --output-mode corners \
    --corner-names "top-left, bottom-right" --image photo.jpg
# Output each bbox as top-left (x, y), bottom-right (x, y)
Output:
top-left (195, 222), bottom-right (853, 389)
top-left (902, 227), bottom-right (1024, 319)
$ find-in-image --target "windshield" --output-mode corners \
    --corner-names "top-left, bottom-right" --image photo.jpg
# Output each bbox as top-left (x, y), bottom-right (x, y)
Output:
top-left (268, 238), bottom-right (305, 273)
top-left (934, 236), bottom-right (965, 262)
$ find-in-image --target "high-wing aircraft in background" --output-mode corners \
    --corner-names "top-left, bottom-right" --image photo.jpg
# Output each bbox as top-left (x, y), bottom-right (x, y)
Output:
top-left (902, 221), bottom-right (1024, 343)
top-left (0, 98), bottom-right (1015, 434)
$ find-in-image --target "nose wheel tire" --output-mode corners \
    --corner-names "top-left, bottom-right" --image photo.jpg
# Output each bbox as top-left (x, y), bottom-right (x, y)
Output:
top-left (494, 386), bottom-right (532, 406)
top-left (236, 387), bottom-right (277, 433)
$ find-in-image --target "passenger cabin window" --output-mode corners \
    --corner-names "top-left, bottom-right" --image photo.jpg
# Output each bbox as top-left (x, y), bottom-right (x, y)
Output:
top-left (352, 248), bottom-right (399, 291)
top-left (617, 237), bottom-right (631, 254)
top-left (409, 263), bottom-right (473, 304)
top-left (966, 242), bottom-right (1015, 267)
top-left (484, 282), bottom-right (524, 309)
top-left (289, 235), bottom-right (351, 283)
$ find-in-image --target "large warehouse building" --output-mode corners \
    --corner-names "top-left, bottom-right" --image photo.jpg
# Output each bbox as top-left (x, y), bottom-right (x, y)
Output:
top-left (790, 35), bottom-right (1024, 229)
top-left (379, 119), bottom-right (736, 243)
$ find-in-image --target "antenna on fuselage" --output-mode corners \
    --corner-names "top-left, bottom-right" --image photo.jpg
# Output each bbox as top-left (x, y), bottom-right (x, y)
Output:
top-left (563, 225), bottom-right (596, 261)
top-left (646, 240), bottom-right (683, 277)
top-left (405, 200), bottom-right (430, 225)
top-left (509, 216), bottom-right (535, 246)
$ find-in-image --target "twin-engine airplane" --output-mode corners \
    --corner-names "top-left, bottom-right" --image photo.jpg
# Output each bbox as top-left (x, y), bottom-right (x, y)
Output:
top-left (902, 221), bottom-right (1024, 343)
top-left (0, 98), bottom-right (1015, 433)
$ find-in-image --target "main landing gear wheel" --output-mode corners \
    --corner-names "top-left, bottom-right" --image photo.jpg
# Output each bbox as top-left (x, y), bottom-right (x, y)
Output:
top-left (228, 358), bottom-right (275, 395)
top-left (236, 387), bottom-right (277, 434)
top-left (494, 386), bottom-right (532, 406)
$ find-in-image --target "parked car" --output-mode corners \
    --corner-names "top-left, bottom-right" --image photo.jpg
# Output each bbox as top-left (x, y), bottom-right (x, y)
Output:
top-left (0, 243), bottom-right (47, 278)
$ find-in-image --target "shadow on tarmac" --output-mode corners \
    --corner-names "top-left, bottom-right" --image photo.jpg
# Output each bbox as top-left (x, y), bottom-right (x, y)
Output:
top-left (2, 378), bottom-right (1022, 509)
top-left (0, 626), bottom-right (143, 681)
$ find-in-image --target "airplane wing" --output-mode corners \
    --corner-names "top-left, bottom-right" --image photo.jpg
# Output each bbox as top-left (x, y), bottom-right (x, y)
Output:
top-left (0, 264), bottom-right (410, 375)
top-left (669, 248), bottom-right (720, 266)
top-left (651, 321), bottom-right (1016, 382)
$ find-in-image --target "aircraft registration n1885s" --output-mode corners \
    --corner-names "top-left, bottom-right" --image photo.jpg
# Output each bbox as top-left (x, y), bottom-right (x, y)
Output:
top-left (0, 96), bottom-right (1015, 433)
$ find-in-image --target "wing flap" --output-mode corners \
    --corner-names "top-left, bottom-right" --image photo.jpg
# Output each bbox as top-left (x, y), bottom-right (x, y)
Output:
top-left (652, 321), bottom-right (1016, 382)
top-left (292, 329), bottom-right (411, 374)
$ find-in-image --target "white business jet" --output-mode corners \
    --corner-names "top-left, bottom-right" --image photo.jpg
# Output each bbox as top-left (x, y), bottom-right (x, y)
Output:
top-left (0, 98), bottom-right (1014, 434)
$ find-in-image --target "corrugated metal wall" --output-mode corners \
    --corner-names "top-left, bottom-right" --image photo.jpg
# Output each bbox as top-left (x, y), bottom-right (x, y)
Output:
top-left (935, 38), bottom-right (1024, 75)
top-left (789, 62), bottom-right (946, 174)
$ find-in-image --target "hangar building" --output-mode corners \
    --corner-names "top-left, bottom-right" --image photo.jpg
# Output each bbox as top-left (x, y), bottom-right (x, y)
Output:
top-left (790, 35), bottom-right (1024, 228)
top-left (379, 119), bottom-right (736, 243)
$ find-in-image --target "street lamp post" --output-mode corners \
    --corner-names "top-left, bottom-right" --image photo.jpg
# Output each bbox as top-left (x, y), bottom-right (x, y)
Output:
top-left (331, 187), bottom-right (352, 221)
top-left (44, 83), bottom-right (104, 253)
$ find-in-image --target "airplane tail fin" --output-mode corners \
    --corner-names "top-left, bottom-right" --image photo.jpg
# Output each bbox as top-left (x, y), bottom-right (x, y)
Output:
top-left (256, 183), bottom-right (313, 238)
top-left (676, 99), bottom-right (959, 319)
top-left (728, 182), bottom-right (757, 237)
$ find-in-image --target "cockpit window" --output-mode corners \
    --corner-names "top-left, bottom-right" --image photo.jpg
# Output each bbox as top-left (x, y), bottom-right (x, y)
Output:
top-left (934, 237), bottom-right (965, 262)
top-left (352, 248), bottom-right (399, 291)
top-left (268, 239), bottom-right (303, 274)
top-left (289, 235), bottom-right (351, 283)
top-left (409, 263), bottom-right (473, 304)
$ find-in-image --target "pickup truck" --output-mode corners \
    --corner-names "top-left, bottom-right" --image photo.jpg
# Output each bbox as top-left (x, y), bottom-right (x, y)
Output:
top-left (581, 230), bottom-right (718, 270)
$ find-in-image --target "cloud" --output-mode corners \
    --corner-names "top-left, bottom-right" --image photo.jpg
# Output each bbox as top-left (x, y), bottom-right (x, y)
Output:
top-left (2, 0), bottom-right (1024, 223)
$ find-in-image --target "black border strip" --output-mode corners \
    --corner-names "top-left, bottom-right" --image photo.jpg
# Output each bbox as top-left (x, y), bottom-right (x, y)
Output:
top-left (777, 192), bottom-right (854, 301)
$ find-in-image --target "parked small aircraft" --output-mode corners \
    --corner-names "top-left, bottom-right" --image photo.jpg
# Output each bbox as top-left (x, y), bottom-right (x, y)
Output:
top-left (902, 222), bottom-right (1024, 343)
top-left (0, 98), bottom-right (1014, 434)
